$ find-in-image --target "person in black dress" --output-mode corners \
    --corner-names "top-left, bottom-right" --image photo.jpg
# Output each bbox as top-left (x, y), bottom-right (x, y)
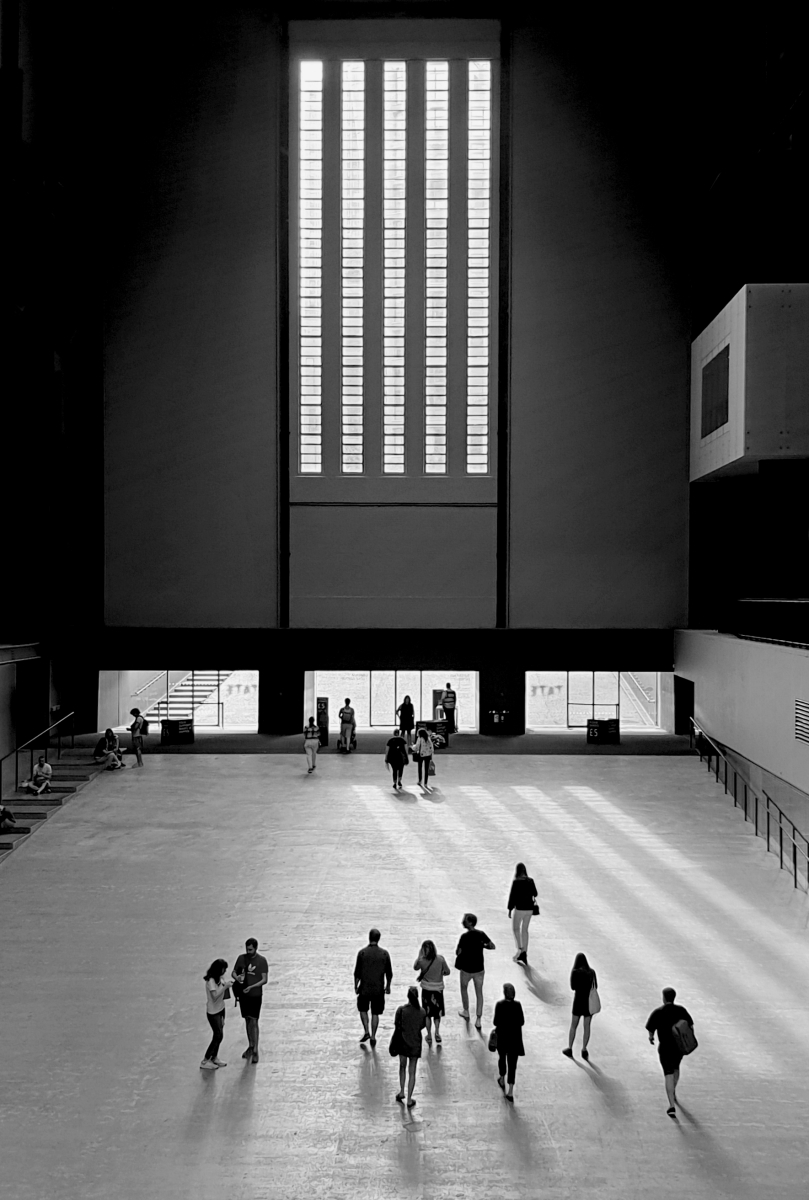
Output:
top-left (385, 728), bottom-right (409, 790)
top-left (396, 695), bottom-right (415, 746)
top-left (645, 986), bottom-right (695, 1117)
top-left (394, 986), bottom-right (427, 1108)
top-left (506, 861), bottom-right (538, 965)
top-left (493, 982), bottom-right (525, 1101)
top-left (563, 952), bottom-right (597, 1060)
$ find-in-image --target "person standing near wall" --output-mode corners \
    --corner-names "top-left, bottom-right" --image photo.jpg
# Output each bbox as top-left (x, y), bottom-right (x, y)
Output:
top-left (455, 913), bottom-right (495, 1030)
top-left (440, 683), bottom-right (457, 733)
top-left (303, 717), bottom-right (320, 773)
top-left (396, 695), bottom-right (415, 746)
top-left (507, 862), bottom-right (538, 965)
top-left (493, 982), bottom-right (525, 1102)
top-left (128, 708), bottom-right (145, 767)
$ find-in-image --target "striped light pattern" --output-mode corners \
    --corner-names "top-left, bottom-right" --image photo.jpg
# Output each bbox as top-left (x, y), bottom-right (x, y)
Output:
top-left (466, 60), bottom-right (491, 473)
top-left (382, 62), bottom-right (407, 473)
top-left (299, 61), bottom-right (323, 473)
top-left (424, 61), bottom-right (449, 473)
top-left (341, 61), bottom-right (365, 473)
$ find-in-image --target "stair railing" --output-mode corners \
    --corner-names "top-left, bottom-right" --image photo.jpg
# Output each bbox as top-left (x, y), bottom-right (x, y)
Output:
top-left (0, 711), bottom-right (75, 797)
top-left (690, 717), bottom-right (809, 893)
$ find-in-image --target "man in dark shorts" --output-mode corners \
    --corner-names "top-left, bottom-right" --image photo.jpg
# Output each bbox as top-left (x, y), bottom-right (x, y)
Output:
top-left (354, 928), bottom-right (393, 1048)
top-left (233, 937), bottom-right (269, 1064)
top-left (645, 986), bottom-right (695, 1117)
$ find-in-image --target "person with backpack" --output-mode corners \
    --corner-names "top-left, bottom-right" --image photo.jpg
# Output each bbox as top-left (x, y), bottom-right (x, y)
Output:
top-left (439, 683), bottom-right (457, 732)
top-left (338, 698), bottom-right (356, 753)
top-left (303, 716), bottom-right (320, 772)
top-left (128, 708), bottom-right (147, 767)
top-left (645, 986), bottom-right (696, 1117)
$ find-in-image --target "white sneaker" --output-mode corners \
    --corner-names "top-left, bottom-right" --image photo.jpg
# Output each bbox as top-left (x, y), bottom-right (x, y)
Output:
top-left (212, 1058), bottom-right (227, 1068)
top-left (200, 1060), bottom-right (217, 1070)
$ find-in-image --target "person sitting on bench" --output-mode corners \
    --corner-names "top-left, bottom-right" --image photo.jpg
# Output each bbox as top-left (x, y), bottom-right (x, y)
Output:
top-left (0, 804), bottom-right (18, 833)
top-left (94, 729), bottom-right (124, 770)
top-left (21, 756), bottom-right (52, 795)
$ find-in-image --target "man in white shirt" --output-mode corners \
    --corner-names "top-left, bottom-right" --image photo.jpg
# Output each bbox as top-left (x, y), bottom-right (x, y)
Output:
top-left (21, 756), bottom-right (52, 795)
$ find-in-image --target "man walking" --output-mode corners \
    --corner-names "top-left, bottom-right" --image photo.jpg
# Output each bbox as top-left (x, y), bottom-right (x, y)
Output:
top-left (645, 986), bottom-right (695, 1117)
top-left (339, 698), bottom-right (356, 752)
top-left (233, 937), bottom-right (269, 1064)
top-left (440, 683), bottom-right (457, 733)
top-left (354, 928), bottom-right (393, 1047)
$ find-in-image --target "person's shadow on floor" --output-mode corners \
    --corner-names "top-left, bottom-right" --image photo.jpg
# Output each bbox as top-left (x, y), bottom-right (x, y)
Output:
top-left (521, 964), bottom-right (566, 1006)
top-left (573, 1057), bottom-right (633, 1117)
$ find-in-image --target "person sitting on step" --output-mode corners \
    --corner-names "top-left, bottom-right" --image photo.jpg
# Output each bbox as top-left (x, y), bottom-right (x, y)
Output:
top-left (20, 756), bottom-right (52, 795)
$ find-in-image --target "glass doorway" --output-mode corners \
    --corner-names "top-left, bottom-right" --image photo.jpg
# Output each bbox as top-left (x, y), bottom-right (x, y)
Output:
top-left (314, 670), bottom-right (479, 731)
top-left (126, 670), bottom-right (259, 731)
top-left (525, 671), bottom-right (659, 730)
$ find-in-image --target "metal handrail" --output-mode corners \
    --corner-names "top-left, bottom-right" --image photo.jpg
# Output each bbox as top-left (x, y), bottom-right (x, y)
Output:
top-left (689, 717), bottom-right (809, 893)
top-left (133, 670), bottom-right (192, 697)
top-left (0, 711), bottom-right (76, 795)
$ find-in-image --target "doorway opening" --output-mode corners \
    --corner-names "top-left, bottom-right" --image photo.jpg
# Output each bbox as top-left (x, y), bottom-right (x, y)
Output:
top-left (121, 670), bottom-right (259, 732)
top-left (525, 672), bottom-right (660, 731)
top-left (309, 671), bottom-right (479, 732)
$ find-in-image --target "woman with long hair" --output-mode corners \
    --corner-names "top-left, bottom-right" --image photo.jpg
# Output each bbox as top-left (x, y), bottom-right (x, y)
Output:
top-left (201, 958), bottom-right (231, 1070)
top-left (396, 695), bottom-right (415, 746)
top-left (506, 861), bottom-right (538, 965)
top-left (493, 982), bottom-right (525, 1101)
top-left (411, 727), bottom-right (435, 789)
top-left (394, 986), bottom-right (426, 1107)
top-left (413, 939), bottom-right (451, 1045)
top-left (563, 952), bottom-right (598, 1060)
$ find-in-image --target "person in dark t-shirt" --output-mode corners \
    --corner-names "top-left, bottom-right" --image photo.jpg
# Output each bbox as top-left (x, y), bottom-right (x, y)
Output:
top-left (233, 937), bottom-right (269, 1064)
top-left (354, 927), bottom-right (393, 1047)
top-left (645, 986), bottom-right (694, 1117)
top-left (455, 912), bottom-right (495, 1029)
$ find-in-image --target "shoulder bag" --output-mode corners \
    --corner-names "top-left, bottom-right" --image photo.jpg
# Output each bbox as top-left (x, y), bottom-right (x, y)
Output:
top-left (487, 1028), bottom-right (498, 1052)
top-left (532, 903), bottom-right (540, 915)
top-left (427, 758), bottom-right (436, 776)
top-left (588, 978), bottom-right (601, 1015)
top-left (672, 1018), bottom-right (698, 1055)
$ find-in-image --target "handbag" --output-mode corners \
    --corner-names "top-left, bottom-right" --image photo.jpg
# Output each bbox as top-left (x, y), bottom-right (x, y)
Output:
top-left (427, 759), bottom-right (436, 777)
top-left (223, 986), bottom-right (231, 1000)
top-left (589, 981), bottom-right (601, 1015)
top-left (532, 903), bottom-right (540, 916)
top-left (487, 1028), bottom-right (498, 1052)
top-left (389, 1029), bottom-right (404, 1058)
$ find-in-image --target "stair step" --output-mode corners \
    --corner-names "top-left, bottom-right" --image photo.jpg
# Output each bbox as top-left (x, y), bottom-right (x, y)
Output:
top-left (1, 826), bottom-right (32, 835)
top-left (12, 795), bottom-right (64, 806)
top-left (8, 811), bottom-right (49, 821)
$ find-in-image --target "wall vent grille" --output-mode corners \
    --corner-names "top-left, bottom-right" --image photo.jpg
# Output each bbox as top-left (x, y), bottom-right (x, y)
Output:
top-left (796, 699), bottom-right (809, 744)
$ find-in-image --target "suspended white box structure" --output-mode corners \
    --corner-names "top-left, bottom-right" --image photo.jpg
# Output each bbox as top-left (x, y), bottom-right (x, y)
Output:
top-left (690, 283), bottom-right (809, 482)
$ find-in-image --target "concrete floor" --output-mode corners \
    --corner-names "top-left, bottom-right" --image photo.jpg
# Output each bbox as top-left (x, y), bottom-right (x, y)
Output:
top-left (1, 751), bottom-right (808, 1200)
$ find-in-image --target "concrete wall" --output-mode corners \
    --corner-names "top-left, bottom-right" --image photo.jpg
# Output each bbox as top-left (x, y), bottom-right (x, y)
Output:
top-left (103, 8), bottom-right (279, 628)
top-left (507, 24), bottom-right (688, 627)
top-left (103, 9), bottom-right (688, 631)
top-left (674, 630), bottom-right (809, 794)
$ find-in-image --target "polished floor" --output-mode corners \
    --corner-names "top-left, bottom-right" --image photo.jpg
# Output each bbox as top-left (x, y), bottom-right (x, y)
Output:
top-left (1, 750), bottom-right (808, 1200)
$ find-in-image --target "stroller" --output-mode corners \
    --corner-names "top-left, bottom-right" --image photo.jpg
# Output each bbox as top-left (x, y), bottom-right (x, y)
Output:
top-left (338, 726), bottom-right (358, 754)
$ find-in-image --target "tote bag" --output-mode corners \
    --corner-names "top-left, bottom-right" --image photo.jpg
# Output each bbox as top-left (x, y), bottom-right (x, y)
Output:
top-left (588, 980), bottom-right (601, 1015)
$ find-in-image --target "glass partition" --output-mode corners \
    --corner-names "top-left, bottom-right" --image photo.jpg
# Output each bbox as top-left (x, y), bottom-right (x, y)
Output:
top-left (526, 671), bottom-right (659, 730)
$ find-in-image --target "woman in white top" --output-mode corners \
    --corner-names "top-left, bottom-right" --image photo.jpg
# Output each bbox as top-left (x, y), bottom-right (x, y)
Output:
top-left (303, 717), bottom-right (320, 773)
top-left (201, 958), bottom-right (231, 1070)
top-left (413, 939), bottom-right (451, 1044)
top-left (411, 728), bottom-right (435, 789)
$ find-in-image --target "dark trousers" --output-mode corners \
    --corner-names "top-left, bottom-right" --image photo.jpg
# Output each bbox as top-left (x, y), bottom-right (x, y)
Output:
top-left (444, 709), bottom-right (456, 732)
top-left (416, 755), bottom-right (432, 783)
top-left (498, 1049), bottom-right (519, 1085)
top-left (204, 1011), bottom-right (225, 1060)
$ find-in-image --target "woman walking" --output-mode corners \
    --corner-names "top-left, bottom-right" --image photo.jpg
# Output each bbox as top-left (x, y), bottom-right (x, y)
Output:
top-left (201, 958), bottom-right (231, 1070)
top-left (493, 982), bottom-right (525, 1101)
top-left (455, 912), bottom-right (495, 1029)
top-left (396, 695), bottom-right (415, 746)
top-left (385, 728), bottom-right (409, 791)
top-left (411, 727), bottom-right (435, 789)
top-left (413, 939), bottom-right (451, 1044)
top-left (563, 952), bottom-right (598, 1060)
top-left (507, 862), bottom-right (538, 965)
top-left (303, 716), bottom-right (320, 773)
top-left (394, 986), bottom-right (427, 1107)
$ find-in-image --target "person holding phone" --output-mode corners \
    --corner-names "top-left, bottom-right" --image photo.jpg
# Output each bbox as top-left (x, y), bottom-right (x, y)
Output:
top-left (232, 937), bottom-right (269, 1064)
top-left (200, 958), bottom-right (232, 1070)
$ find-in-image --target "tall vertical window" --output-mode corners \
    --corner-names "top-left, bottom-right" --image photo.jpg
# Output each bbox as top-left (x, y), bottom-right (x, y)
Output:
top-left (383, 63), bottom-right (406, 473)
top-left (299, 62), bottom-right (323, 473)
top-left (467, 61), bottom-right (491, 473)
top-left (424, 61), bottom-right (449, 474)
top-left (341, 62), bottom-right (365, 473)
top-left (293, 43), bottom-right (497, 486)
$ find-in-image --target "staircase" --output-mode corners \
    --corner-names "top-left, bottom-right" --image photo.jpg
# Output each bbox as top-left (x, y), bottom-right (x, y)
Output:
top-left (1, 750), bottom-right (107, 862)
top-left (142, 670), bottom-right (235, 727)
